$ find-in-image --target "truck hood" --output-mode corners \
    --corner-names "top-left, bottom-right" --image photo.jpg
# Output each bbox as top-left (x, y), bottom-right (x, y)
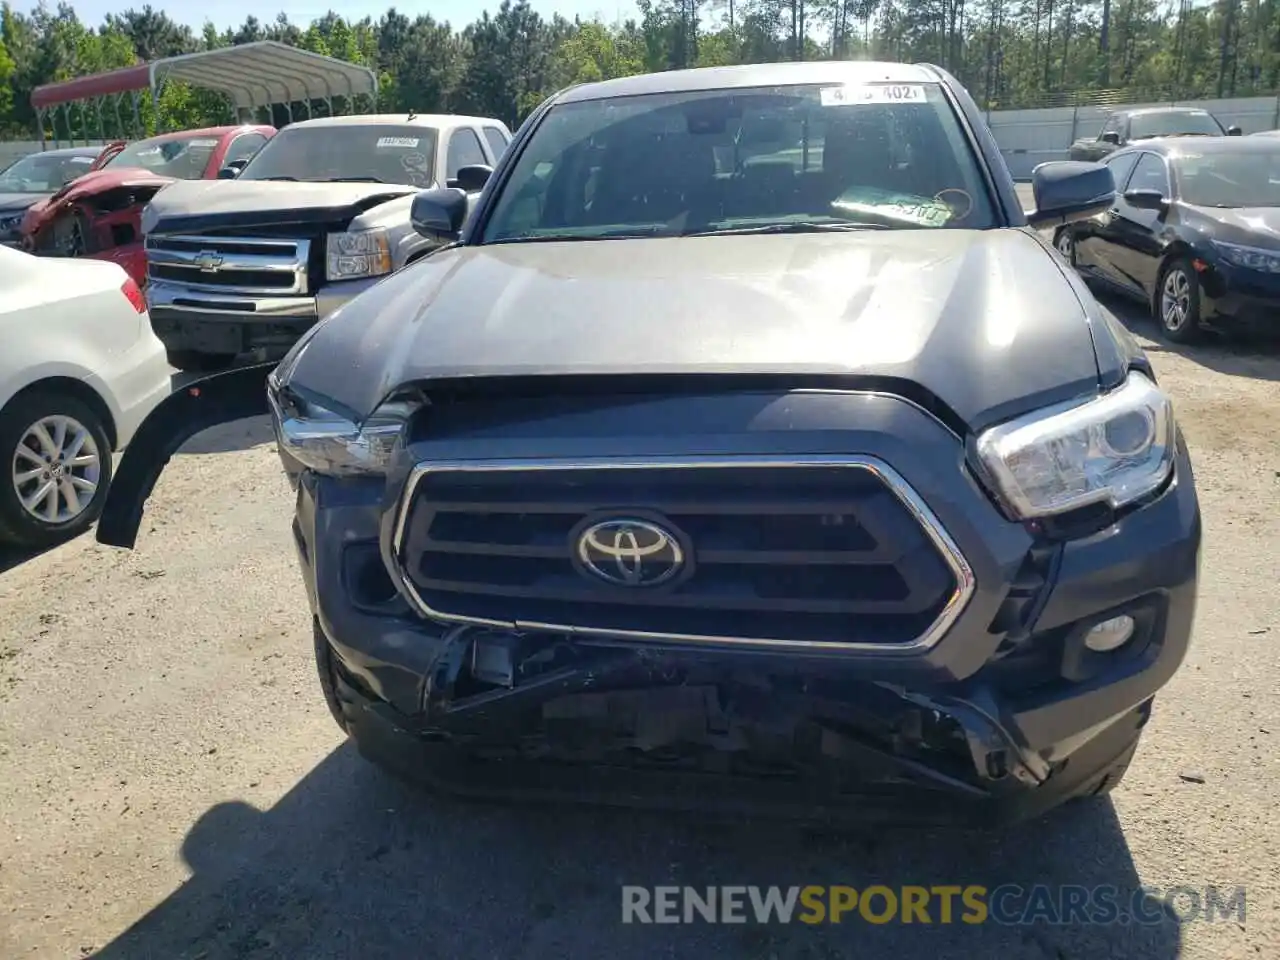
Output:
top-left (143, 179), bottom-right (418, 234)
top-left (285, 228), bottom-right (1103, 432)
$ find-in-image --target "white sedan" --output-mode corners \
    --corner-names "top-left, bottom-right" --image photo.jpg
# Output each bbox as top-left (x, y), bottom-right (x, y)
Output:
top-left (0, 245), bottom-right (172, 547)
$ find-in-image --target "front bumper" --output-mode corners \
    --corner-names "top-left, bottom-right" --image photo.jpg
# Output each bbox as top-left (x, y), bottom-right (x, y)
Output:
top-left (1199, 260), bottom-right (1280, 331)
top-left (294, 422), bottom-right (1200, 824)
top-left (145, 276), bottom-right (383, 357)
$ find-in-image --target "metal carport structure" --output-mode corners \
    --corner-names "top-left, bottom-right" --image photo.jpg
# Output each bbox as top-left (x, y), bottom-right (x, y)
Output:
top-left (31, 41), bottom-right (379, 147)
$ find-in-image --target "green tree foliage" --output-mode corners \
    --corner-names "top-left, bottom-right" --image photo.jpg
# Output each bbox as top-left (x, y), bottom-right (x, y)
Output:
top-left (1, 0), bottom-right (1276, 139)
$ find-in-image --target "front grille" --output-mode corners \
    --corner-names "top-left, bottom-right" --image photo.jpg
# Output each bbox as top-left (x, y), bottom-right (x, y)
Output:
top-left (145, 234), bottom-right (311, 295)
top-left (392, 457), bottom-right (973, 651)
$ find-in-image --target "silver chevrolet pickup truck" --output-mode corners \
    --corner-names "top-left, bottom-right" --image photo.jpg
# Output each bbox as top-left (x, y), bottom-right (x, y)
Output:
top-left (140, 113), bottom-right (511, 372)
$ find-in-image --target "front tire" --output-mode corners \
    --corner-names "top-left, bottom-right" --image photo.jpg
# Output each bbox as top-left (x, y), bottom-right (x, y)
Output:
top-left (1054, 228), bottom-right (1077, 266)
top-left (165, 350), bottom-right (237, 373)
top-left (0, 391), bottom-right (113, 548)
top-left (1155, 256), bottom-right (1205, 344)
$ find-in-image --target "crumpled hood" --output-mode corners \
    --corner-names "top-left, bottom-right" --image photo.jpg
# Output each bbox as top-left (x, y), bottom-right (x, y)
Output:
top-left (284, 229), bottom-right (1103, 432)
top-left (143, 178), bottom-right (418, 234)
top-left (53, 167), bottom-right (174, 200)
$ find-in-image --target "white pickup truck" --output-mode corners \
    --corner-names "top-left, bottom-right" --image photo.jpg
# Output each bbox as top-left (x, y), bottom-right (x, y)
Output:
top-left (141, 113), bottom-right (512, 372)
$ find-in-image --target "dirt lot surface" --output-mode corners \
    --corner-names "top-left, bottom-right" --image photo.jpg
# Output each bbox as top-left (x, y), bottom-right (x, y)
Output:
top-left (2, 213), bottom-right (1278, 958)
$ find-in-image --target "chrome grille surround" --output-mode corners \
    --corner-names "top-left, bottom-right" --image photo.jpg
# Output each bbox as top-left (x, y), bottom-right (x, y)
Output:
top-left (145, 234), bottom-right (310, 296)
top-left (388, 455), bottom-right (976, 654)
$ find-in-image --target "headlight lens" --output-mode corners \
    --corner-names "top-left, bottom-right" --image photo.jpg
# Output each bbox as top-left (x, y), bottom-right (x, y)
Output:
top-left (268, 387), bottom-right (419, 477)
top-left (974, 370), bottom-right (1175, 520)
top-left (0, 213), bottom-right (23, 233)
top-left (326, 228), bottom-right (392, 281)
top-left (1212, 240), bottom-right (1280, 273)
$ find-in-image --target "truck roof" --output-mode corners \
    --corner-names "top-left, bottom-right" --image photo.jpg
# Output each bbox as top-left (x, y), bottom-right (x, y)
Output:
top-left (283, 114), bottom-right (505, 131)
top-left (556, 60), bottom-right (943, 104)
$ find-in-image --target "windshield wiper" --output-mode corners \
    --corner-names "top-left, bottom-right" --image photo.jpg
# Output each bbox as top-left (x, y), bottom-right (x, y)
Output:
top-left (321, 176), bottom-right (388, 183)
top-left (259, 175), bottom-right (299, 181)
top-left (682, 221), bottom-right (894, 237)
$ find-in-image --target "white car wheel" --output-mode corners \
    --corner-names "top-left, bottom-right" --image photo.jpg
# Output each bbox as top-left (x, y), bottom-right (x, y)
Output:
top-left (0, 392), bottom-right (113, 547)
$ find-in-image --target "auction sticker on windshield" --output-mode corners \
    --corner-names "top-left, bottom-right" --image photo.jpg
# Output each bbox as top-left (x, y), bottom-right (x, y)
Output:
top-left (377, 137), bottom-right (420, 148)
top-left (820, 84), bottom-right (927, 107)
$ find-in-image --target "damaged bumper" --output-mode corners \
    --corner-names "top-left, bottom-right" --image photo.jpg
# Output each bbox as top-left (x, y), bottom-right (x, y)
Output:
top-left (321, 618), bottom-right (1156, 825)
top-left (97, 370), bottom-right (1200, 825)
top-left (297, 443), bottom-right (1198, 825)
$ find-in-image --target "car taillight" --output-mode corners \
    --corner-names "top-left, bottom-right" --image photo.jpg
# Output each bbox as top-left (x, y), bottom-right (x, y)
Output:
top-left (121, 278), bottom-right (146, 314)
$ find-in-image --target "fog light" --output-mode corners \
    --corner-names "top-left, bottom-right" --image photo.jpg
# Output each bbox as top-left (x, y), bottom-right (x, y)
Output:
top-left (1085, 615), bottom-right (1136, 653)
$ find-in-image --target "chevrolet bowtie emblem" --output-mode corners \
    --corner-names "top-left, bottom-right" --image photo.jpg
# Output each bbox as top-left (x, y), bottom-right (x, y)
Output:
top-left (195, 251), bottom-right (224, 272)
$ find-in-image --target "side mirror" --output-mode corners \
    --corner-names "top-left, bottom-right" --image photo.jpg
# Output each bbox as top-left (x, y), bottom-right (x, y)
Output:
top-left (1227, 125), bottom-right (1243, 136)
top-left (1026, 160), bottom-right (1115, 229)
top-left (1101, 131), bottom-right (1121, 145)
top-left (218, 159), bottom-right (249, 179)
top-left (445, 164), bottom-right (493, 193)
top-left (1124, 188), bottom-right (1168, 212)
top-left (411, 187), bottom-right (468, 242)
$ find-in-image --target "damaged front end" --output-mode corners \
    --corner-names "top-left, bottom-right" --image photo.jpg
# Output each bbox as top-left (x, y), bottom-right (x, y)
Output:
top-left (98, 363), bottom-right (1190, 826)
top-left (23, 176), bottom-right (171, 286)
top-left (322, 622), bottom-right (1085, 825)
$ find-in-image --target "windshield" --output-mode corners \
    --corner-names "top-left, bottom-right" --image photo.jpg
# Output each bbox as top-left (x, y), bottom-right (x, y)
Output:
top-left (1130, 112), bottom-right (1224, 141)
top-left (0, 152), bottom-right (97, 192)
top-left (1175, 148), bottom-right (1280, 207)
top-left (103, 135), bottom-right (219, 179)
top-left (482, 81), bottom-right (997, 242)
top-left (239, 126), bottom-right (437, 186)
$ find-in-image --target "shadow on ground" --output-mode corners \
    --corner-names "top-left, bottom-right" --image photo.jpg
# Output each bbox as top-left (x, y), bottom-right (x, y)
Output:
top-left (176, 415), bottom-right (275, 455)
top-left (0, 543), bottom-right (42, 576)
top-left (90, 744), bottom-right (1184, 960)
top-left (168, 368), bottom-right (276, 455)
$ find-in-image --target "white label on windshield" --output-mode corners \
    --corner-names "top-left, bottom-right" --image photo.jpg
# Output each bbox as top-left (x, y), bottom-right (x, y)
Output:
top-left (377, 137), bottom-right (420, 148)
top-left (821, 84), bottom-right (926, 107)
top-left (187, 139), bottom-right (219, 147)
top-left (69, 157), bottom-right (93, 164)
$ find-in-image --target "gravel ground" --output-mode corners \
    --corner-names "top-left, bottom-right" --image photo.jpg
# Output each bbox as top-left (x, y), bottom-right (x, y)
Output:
top-left (2, 210), bottom-right (1278, 958)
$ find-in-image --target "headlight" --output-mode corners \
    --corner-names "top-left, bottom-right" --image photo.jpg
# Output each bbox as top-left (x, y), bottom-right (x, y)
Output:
top-left (0, 213), bottom-right (23, 233)
top-left (1212, 240), bottom-right (1280, 273)
top-left (326, 228), bottom-right (392, 281)
top-left (268, 386), bottom-right (419, 477)
top-left (974, 370), bottom-right (1175, 520)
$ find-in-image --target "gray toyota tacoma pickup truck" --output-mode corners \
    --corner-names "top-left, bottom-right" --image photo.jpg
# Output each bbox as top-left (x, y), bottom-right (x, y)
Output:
top-left (98, 60), bottom-right (1201, 827)
top-left (140, 113), bottom-right (511, 372)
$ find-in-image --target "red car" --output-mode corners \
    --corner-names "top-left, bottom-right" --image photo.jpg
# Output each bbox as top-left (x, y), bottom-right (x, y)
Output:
top-left (20, 124), bottom-right (276, 286)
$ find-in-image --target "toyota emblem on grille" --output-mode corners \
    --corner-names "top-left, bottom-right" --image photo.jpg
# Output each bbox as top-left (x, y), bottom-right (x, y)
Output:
top-left (575, 518), bottom-right (685, 587)
top-left (195, 250), bottom-right (224, 272)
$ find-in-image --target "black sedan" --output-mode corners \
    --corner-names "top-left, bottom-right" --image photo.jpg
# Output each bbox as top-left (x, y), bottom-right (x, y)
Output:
top-left (1054, 136), bottom-right (1280, 342)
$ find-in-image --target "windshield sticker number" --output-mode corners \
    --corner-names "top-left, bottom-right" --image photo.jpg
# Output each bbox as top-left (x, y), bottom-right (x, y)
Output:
top-left (187, 139), bottom-right (219, 147)
top-left (821, 84), bottom-right (926, 107)
top-left (377, 137), bottom-right (421, 148)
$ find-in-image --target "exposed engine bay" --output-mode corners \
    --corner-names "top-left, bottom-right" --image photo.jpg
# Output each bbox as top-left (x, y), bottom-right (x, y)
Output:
top-left (29, 184), bottom-right (164, 256)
